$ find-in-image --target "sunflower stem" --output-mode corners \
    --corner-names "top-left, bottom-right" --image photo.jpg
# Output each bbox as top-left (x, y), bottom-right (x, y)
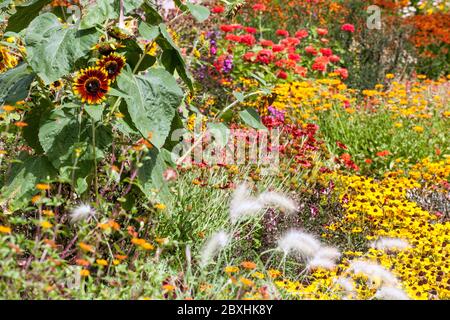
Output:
top-left (91, 120), bottom-right (99, 204)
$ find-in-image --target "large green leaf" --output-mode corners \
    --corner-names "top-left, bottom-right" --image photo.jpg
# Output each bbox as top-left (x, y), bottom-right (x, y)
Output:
top-left (22, 98), bottom-right (52, 154)
top-left (239, 108), bottom-right (267, 130)
top-left (39, 107), bottom-right (112, 169)
top-left (0, 154), bottom-right (56, 211)
top-left (117, 68), bottom-right (183, 148)
top-left (25, 13), bottom-right (100, 84)
top-left (157, 23), bottom-right (194, 91)
top-left (186, 3), bottom-right (210, 22)
top-left (5, 0), bottom-right (51, 32)
top-left (123, 0), bottom-right (144, 13)
top-left (0, 63), bottom-right (35, 106)
top-left (79, 0), bottom-right (117, 30)
top-left (137, 148), bottom-right (169, 200)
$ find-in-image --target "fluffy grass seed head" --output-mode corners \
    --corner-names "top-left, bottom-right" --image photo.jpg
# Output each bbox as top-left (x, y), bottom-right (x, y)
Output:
top-left (200, 231), bottom-right (230, 267)
top-left (257, 191), bottom-right (298, 214)
top-left (348, 260), bottom-right (399, 287)
top-left (370, 237), bottom-right (411, 251)
top-left (375, 286), bottom-right (410, 300)
top-left (277, 230), bottom-right (322, 259)
top-left (70, 204), bottom-right (94, 224)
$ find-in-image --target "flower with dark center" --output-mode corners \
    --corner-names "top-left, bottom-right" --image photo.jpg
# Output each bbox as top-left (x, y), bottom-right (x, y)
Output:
top-left (97, 53), bottom-right (126, 81)
top-left (73, 67), bottom-right (110, 105)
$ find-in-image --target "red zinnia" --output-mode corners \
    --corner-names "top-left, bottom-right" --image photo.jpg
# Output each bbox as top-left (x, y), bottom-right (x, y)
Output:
top-left (277, 70), bottom-right (288, 79)
top-left (295, 29), bottom-right (309, 39)
top-left (276, 29), bottom-right (289, 37)
top-left (272, 44), bottom-right (285, 52)
top-left (317, 28), bottom-right (328, 36)
top-left (260, 40), bottom-right (274, 47)
top-left (245, 27), bottom-right (257, 34)
top-left (320, 48), bottom-right (333, 57)
top-left (252, 3), bottom-right (266, 11)
top-left (341, 24), bottom-right (355, 33)
top-left (305, 45), bottom-right (318, 55)
top-left (288, 53), bottom-right (301, 62)
top-left (329, 55), bottom-right (340, 63)
top-left (211, 6), bottom-right (225, 14)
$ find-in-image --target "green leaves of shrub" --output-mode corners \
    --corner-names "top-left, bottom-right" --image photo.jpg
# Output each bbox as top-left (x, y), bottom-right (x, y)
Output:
top-left (25, 13), bottom-right (99, 84)
top-left (0, 63), bottom-right (35, 106)
top-left (117, 68), bottom-right (183, 148)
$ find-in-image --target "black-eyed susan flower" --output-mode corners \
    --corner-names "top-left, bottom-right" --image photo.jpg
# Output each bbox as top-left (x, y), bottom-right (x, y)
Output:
top-left (0, 46), bottom-right (18, 73)
top-left (97, 53), bottom-right (126, 81)
top-left (73, 67), bottom-right (110, 104)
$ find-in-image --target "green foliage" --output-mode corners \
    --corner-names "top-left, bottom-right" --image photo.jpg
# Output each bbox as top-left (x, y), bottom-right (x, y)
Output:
top-left (0, 0), bottom-right (194, 210)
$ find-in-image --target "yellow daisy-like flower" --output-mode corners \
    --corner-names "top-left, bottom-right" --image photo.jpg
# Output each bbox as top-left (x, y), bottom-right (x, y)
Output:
top-left (73, 67), bottom-right (110, 105)
top-left (0, 46), bottom-right (18, 73)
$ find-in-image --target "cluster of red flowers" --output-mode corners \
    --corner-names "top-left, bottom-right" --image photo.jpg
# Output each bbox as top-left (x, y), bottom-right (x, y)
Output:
top-left (216, 23), bottom-right (350, 80)
top-left (262, 111), bottom-right (324, 169)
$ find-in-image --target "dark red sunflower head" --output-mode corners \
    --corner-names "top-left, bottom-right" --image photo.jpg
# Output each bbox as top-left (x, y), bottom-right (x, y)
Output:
top-left (73, 67), bottom-right (110, 105)
top-left (97, 53), bottom-right (126, 81)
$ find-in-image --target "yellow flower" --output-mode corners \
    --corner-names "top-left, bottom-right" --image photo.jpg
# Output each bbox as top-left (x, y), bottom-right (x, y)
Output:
top-left (0, 225), bottom-right (12, 234)
top-left (154, 203), bottom-right (166, 210)
top-left (96, 259), bottom-right (108, 266)
top-left (80, 269), bottom-right (90, 277)
top-left (40, 221), bottom-right (53, 229)
top-left (239, 277), bottom-right (254, 287)
top-left (412, 126), bottom-right (424, 133)
top-left (224, 266), bottom-right (240, 274)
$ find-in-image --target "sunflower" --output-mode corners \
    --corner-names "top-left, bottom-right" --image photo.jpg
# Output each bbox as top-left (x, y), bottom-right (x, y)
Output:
top-left (0, 46), bottom-right (18, 73)
top-left (50, 80), bottom-right (63, 91)
top-left (97, 53), bottom-right (126, 81)
top-left (73, 67), bottom-right (110, 105)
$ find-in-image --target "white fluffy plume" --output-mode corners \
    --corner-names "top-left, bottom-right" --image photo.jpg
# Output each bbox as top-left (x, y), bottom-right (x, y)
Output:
top-left (334, 277), bottom-right (355, 295)
top-left (230, 183), bottom-right (297, 224)
top-left (257, 192), bottom-right (298, 213)
top-left (348, 260), bottom-right (399, 287)
top-left (370, 237), bottom-right (411, 251)
top-left (70, 204), bottom-right (94, 224)
top-left (277, 230), bottom-right (322, 258)
top-left (375, 287), bottom-right (410, 300)
top-left (307, 257), bottom-right (336, 270)
top-left (200, 231), bottom-right (230, 267)
top-left (314, 246), bottom-right (341, 261)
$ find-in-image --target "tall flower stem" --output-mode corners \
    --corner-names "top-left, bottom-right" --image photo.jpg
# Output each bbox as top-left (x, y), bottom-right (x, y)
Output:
top-left (91, 120), bottom-right (99, 204)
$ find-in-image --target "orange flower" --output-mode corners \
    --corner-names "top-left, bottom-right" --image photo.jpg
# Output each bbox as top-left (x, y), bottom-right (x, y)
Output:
top-left (241, 261), bottom-right (257, 270)
top-left (376, 150), bottom-right (390, 157)
top-left (76, 259), bottom-right (90, 267)
top-left (239, 277), bottom-right (254, 287)
top-left (79, 242), bottom-right (95, 253)
top-left (31, 195), bottom-right (41, 204)
top-left (14, 121), bottom-right (28, 127)
top-left (36, 183), bottom-right (51, 190)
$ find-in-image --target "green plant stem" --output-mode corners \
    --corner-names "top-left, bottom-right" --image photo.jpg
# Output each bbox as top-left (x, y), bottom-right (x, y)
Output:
top-left (91, 120), bottom-right (99, 204)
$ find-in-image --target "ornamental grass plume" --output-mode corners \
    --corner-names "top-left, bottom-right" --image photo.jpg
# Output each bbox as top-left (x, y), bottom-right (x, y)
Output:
top-left (307, 256), bottom-right (336, 270)
top-left (334, 276), bottom-right (356, 297)
top-left (258, 191), bottom-right (298, 214)
top-left (370, 237), bottom-right (411, 251)
top-left (277, 230), bottom-right (322, 258)
top-left (375, 287), bottom-right (410, 300)
top-left (70, 204), bottom-right (95, 224)
top-left (200, 231), bottom-right (230, 267)
top-left (348, 260), bottom-right (400, 287)
top-left (230, 183), bottom-right (298, 223)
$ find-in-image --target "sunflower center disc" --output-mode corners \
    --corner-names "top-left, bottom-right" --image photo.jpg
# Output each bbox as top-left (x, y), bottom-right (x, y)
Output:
top-left (105, 61), bottom-right (118, 75)
top-left (85, 78), bottom-right (101, 93)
